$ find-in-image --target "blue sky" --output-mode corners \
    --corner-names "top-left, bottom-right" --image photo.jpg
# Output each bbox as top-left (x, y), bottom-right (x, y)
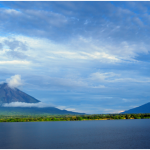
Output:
top-left (0, 1), bottom-right (150, 114)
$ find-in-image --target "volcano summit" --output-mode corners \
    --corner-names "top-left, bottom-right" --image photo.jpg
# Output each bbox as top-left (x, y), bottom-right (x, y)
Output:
top-left (0, 83), bottom-right (40, 104)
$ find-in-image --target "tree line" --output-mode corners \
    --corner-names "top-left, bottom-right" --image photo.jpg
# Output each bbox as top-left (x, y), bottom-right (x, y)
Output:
top-left (0, 113), bottom-right (150, 122)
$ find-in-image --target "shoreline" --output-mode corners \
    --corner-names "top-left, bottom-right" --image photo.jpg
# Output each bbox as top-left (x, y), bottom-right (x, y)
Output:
top-left (0, 113), bottom-right (150, 122)
top-left (0, 117), bottom-right (150, 123)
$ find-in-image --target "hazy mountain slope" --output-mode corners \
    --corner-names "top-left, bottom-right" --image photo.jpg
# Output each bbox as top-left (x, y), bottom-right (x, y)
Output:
top-left (122, 102), bottom-right (150, 114)
top-left (0, 83), bottom-right (40, 103)
top-left (0, 106), bottom-right (85, 115)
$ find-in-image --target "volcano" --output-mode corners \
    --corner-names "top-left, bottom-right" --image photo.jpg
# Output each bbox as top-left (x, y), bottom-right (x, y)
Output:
top-left (121, 102), bottom-right (150, 114)
top-left (0, 83), bottom-right (40, 104)
top-left (0, 83), bottom-right (85, 115)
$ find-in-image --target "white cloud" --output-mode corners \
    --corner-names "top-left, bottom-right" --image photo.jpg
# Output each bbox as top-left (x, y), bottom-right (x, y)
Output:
top-left (91, 85), bottom-right (105, 88)
top-left (103, 109), bottom-right (125, 114)
top-left (90, 72), bottom-right (120, 82)
top-left (0, 60), bottom-right (30, 65)
top-left (65, 108), bottom-right (76, 111)
top-left (2, 102), bottom-right (81, 113)
top-left (112, 77), bottom-right (150, 83)
top-left (2, 102), bottom-right (55, 108)
top-left (56, 105), bottom-right (84, 113)
top-left (89, 72), bottom-right (150, 83)
top-left (6, 74), bottom-right (22, 88)
top-left (1, 34), bottom-right (149, 67)
top-left (1, 35), bottom-right (120, 64)
top-left (117, 110), bottom-right (125, 113)
top-left (3, 9), bottom-right (21, 15)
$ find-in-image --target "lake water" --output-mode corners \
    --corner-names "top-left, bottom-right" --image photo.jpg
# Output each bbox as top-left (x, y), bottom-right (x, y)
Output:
top-left (0, 119), bottom-right (150, 149)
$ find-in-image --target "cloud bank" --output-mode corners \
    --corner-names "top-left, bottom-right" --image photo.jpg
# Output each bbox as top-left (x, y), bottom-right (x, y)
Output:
top-left (2, 102), bottom-right (54, 108)
top-left (2, 102), bottom-right (83, 113)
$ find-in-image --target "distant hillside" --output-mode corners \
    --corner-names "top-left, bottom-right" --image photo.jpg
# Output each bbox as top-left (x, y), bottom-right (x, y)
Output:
top-left (0, 106), bottom-right (85, 116)
top-left (122, 102), bottom-right (150, 114)
top-left (0, 83), bottom-right (40, 103)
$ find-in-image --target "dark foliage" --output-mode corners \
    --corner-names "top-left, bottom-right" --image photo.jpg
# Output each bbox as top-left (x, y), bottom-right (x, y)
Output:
top-left (0, 113), bottom-right (150, 122)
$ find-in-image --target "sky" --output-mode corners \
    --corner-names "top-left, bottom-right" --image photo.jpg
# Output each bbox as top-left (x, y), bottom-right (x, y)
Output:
top-left (1, 1), bottom-right (150, 114)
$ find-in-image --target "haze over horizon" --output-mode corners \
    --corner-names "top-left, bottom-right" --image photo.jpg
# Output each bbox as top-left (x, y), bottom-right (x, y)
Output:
top-left (0, 1), bottom-right (150, 114)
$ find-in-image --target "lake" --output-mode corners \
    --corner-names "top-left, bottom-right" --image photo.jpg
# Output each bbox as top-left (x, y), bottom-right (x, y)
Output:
top-left (0, 119), bottom-right (150, 149)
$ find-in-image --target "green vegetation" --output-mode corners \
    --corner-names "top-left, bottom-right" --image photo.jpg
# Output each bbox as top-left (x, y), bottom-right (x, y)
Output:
top-left (0, 113), bottom-right (150, 122)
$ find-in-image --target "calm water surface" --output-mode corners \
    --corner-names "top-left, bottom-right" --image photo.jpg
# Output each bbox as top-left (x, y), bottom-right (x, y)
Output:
top-left (0, 119), bottom-right (150, 149)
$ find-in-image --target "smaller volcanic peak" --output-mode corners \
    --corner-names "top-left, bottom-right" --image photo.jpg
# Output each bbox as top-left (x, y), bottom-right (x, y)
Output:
top-left (0, 83), bottom-right (40, 104)
top-left (121, 102), bottom-right (150, 114)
